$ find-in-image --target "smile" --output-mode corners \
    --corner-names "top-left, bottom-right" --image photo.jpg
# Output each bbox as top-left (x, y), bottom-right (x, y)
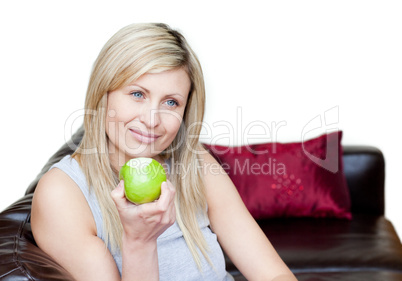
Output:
top-left (129, 129), bottom-right (160, 144)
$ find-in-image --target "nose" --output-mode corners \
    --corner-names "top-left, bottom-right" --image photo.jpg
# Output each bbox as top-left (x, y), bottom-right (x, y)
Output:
top-left (139, 103), bottom-right (161, 128)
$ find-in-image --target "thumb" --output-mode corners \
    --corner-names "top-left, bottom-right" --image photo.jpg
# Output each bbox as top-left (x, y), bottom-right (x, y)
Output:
top-left (111, 180), bottom-right (126, 207)
top-left (157, 181), bottom-right (175, 206)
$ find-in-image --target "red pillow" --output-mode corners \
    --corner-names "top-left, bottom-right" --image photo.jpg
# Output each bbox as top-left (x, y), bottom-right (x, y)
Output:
top-left (203, 131), bottom-right (352, 219)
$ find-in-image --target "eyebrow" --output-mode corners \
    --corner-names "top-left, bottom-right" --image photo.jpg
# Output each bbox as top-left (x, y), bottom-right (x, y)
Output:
top-left (130, 83), bottom-right (187, 101)
top-left (131, 83), bottom-right (150, 94)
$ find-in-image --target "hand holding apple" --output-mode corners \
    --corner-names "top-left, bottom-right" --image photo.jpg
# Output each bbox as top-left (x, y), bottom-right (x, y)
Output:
top-left (119, 158), bottom-right (167, 204)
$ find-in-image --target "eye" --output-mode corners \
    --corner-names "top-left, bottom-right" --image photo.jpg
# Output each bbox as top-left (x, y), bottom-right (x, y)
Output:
top-left (131, 91), bottom-right (144, 98)
top-left (165, 99), bottom-right (179, 107)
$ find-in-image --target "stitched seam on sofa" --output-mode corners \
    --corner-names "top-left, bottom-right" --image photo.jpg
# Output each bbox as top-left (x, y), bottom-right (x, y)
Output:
top-left (291, 267), bottom-right (402, 274)
top-left (0, 267), bottom-right (22, 279)
top-left (11, 214), bottom-right (35, 281)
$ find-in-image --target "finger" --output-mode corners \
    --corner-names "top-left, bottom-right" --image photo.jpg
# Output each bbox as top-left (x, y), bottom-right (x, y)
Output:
top-left (156, 182), bottom-right (175, 210)
top-left (111, 180), bottom-right (127, 208)
top-left (162, 181), bottom-right (176, 222)
top-left (165, 179), bottom-right (176, 192)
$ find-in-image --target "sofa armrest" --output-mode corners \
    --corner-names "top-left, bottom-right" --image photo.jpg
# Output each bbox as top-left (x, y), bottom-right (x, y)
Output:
top-left (0, 194), bottom-right (75, 281)
top-left (342, 145), bottom-right (385, 215)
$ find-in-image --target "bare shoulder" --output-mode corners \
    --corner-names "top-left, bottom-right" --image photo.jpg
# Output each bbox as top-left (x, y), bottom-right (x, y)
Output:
top-left (31, 167), bottom-right (96, 238)
top-left (31, 167), bottom-right (120, 280)
top-left (197, 144), bottom-right (230, 182)
top-left (30, 167), bottom-right (98, 259)
top-left (33, 168), bottom-right (78, 204)
top-left (197, 144), bottom-right (246, 215)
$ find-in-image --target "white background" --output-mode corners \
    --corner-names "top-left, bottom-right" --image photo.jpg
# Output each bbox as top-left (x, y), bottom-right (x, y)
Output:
top-left (0, 1), bottom-right (401, 236)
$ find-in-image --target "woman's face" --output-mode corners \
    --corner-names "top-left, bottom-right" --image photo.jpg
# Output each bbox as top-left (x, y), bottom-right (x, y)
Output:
top-left (106, 67), bottom-right (191, 166)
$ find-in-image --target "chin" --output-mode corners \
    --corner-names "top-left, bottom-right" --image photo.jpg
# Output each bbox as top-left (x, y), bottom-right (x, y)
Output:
top-left (124, 146), bottom-right (164, 159)
top-left (122, 137), bottom-right (175, 158)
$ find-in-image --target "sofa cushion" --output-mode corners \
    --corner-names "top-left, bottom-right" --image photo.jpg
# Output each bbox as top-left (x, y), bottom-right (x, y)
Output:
top-left (293, 271), bottom-right (402, 281)
top-left (204, 131), bottom-right (351, 219)
top-left (260, 216), bottom-right (402, 272)
top-left (226, 216), bottom-right (402, 280)
top-left (233, 271), bottom-right (402, 281)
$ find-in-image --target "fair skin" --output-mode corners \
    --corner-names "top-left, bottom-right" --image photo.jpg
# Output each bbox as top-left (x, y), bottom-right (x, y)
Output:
top-left (105, 68), bottom-right (189, 166)
top-left (31, 68), bottom-right (296, 281)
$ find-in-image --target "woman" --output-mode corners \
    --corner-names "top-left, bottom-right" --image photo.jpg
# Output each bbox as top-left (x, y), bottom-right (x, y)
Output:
top-left (31, 23), bottom-right (297, 281)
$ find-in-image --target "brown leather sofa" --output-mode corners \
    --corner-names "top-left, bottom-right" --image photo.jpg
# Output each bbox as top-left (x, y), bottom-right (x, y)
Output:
top-left (1, 127), bottom-right (402, 281)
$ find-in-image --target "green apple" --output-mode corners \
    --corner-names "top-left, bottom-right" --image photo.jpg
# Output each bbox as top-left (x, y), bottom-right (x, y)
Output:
top-left (119, 157), bottom-right (166, 204)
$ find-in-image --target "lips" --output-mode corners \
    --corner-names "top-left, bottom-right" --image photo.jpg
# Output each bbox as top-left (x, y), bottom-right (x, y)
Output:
top-left (129, 129), bottom-right (161, 144)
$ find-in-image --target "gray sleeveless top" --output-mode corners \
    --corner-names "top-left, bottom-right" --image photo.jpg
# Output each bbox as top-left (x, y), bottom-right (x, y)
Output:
top-left (50, 155), bottom-right (234, 281)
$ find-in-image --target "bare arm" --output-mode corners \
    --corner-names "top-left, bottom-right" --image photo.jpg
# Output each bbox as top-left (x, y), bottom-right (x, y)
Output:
top-left (31, 168), bottom-right (175, 281)
top-left (199, 148), bottom-right (297, 281)
top-left (111, 180), bottom-right (176, 280)
top-left (31, 168), bottom-right (121, 281)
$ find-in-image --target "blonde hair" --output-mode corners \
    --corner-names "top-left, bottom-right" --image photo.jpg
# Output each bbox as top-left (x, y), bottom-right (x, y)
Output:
top-left (72, 23), bottom-right (209, 268)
